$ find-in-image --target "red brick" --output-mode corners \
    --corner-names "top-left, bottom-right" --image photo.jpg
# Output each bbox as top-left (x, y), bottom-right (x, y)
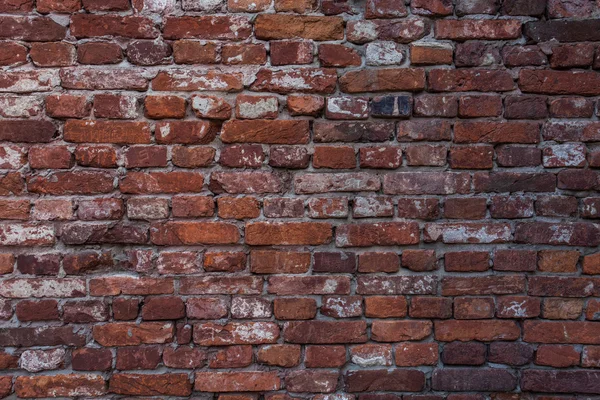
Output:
top-left (142, 296), bottom-right (185, 321)
top-left (173, 40), bottom-right (219, 64)
top-left (286, 370), bottom-right (338, 393)
top-left (305, 345), bottom-right (346, 367)
top-left (436, 19), bottom-right (521, 40)
top-left (0, 0), bottom-right (33, 12)
top-left (410, 44), bottom-right (453, 65)
top-left (45, 94), bottom-right (90, 119)
top-left (384, 172), bottom-right (470, 195)
top-left (410, 297), bottom-right (452, 319)
top-left (442, 275), bottom-right (525, 296)
top-left (402, 249), bottom-right (437, 271)
top-left (405, 145), bottom-right (446, 166)
top-left (61, 68), bottom-right (148, 91)
top-left (475, 172), bottom-right (556, 193)
top-left (583, 253), bottom-right (600, 275)
top-left (459, 95), bottom-right (502, 117)
top-left (337, 222), bottom-right (419, 247)
top-left (153, 70), bottom-right (243, 92)
top-left (346, 369), bottom-right (425, 392)
top-left (442, 341), bottom-right (486, 365)
top-left (0, 199), bottom-right (28, 220)
top-left (520, 70), bottom-right (600, 96)
top-left (71, 15), bottom-right (158, 39)
top-left (172, 146), bottom-right (215, 168)
top-left (429, 69), bottom-right (515, 92)
top-left (435, 320), bottom-right (520, 341)
top-left (366, 0), bottom-right (407, 17)
top-left (182, 276), bottom-right (261, 296)
top-left (264, 198), bottom-right (304, 218)
top-left (151, 221), bottom-right (239, 245)
top-left (251, 68), bottom-right (337, 94)
top-left (284, 321), bottom-right (367, 344)
top-left (364, 296), bottom-right (406, 318)
top-left (454, 297), bottom-right (495, 320)
top-left (221, 120), bottom-right (308, 144)
top-left (144, 96), bottom-right (186, 119)
top-left (255, 15), bottom-right (343, 40)
top-left (93, 322), bottom-right (174, 346)
top-left (77, 42), bottom-right (123, 64)
top-left (16, 300), bottom-right (59, 321)
top-left (209, 345), bottom-right (253, 368)
top-left (163, 16), bottom-right (252, 40)
top-left (0, 42), bottom-right (27, 66)
top-left (65, 120), bottom-right (150, 144)
top-left (536, 345), bottom-right (580, 367)
top-left (204, 251), bottom-right (246, 272)
top-left (112, 298), bottom-right (139, 321)
top-left (30, 42), bottom-right (75, 67)
top-left (396, 343), bottom-right (438, 366)
top-left (496, 295), bottom-right (541, 319)
top-left (194, 322), bottom-right (278, 345)
top-left (110, 374), bottom-right (191, 396)
top-left (64, 252), bottom-right (113, 275)
top-left (234, 95), bottom-right (278, 120)
top-left (93, 94), bottom-right (137, 119)
top-left (270, 146), bottom-right (310, 168)
top-left (156, 121), bottom-right (217, 144)
top-left (217, 197), bottom-right (260, 220)
top-left (496, 146), bottom-right (541, 167)
top-left (222, 43), bottom-right (266, 65)
top-left (271, 40), bottom-right (312, 65)
top-left (409, 0), bottom-right (449, 13)
top-left (456, 42), bottom-right (501, 67)
top-left (15, 375), bottom-right (106, 398)
top-left (287, 95), bottom-right (324, 116)
top-left (372, 320), bottom-right (432, 342)
top-left (340, 68), bottom-right (425, 93)
top-left (525, 321), bottom-right (600, 344)
top-left (548, 0), bottom-right (594, 18)
top-left (359, 146), bottom-right (403, 169)
top-left (516, 222), bottom-right (600, 247)
top-left (210, 171), bottom-right (283, 194)
top-left (116, 346), bottom-right (161, 370)
top-left (246, 222), bottom-right (331, 245)
top-left (274, 298), bottom-right (316, 320)
top-left (186, 297), bottom-right (228, 319)
top-left (90, 276), bottom-right (173, 296)
top-left (315, 121), bottom-right (393, 143)
top-left (194, 372), bottom-right (280, 392)
top-left (72, 348), bottom-right (112, 371)
top-left (268, 276), bottom-right (350, 295)
top-left (319, 44), bottom-right (361, 67)
top-left (432, 369), bottom-right (516, 392)
top-left (258, 345), bottom-right (301, 367)
top-left (228, 0), bottom-right (269, 12)
top-left (455, 121), bottom-right (540, 144)
top-left (27, 171), bottom-right (114, 195)
top-left (83, 0), bottom-right (129, 10)
top-left (0, 16), bottom-right (66, 41)
top-left (120, 171), bottom-right (203, 194)
top-left (250, 250), bottom-right (310, 274)
top-left (0, 254), bottom-right (14, 275)
top-left (357, 275), bottom-right (437, 295)
top-left (127, 39), bottom-right (171, 66)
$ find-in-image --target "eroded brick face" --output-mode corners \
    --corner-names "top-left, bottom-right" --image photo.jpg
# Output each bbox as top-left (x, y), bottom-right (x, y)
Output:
top-left (0, 0), bottom-right (599, 397)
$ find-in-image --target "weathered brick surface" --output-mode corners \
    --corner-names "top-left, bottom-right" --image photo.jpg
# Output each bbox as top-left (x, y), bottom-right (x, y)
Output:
top-left (0, 1), bottom-right (598, 398)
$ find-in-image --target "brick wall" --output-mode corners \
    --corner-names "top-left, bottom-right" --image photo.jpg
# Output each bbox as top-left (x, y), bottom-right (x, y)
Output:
top-left (0, 0), bottom-right (600, 397)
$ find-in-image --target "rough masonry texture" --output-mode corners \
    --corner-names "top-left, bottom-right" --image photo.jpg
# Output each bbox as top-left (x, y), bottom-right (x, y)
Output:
top-left (1, 0), bottom-right (600, 398)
